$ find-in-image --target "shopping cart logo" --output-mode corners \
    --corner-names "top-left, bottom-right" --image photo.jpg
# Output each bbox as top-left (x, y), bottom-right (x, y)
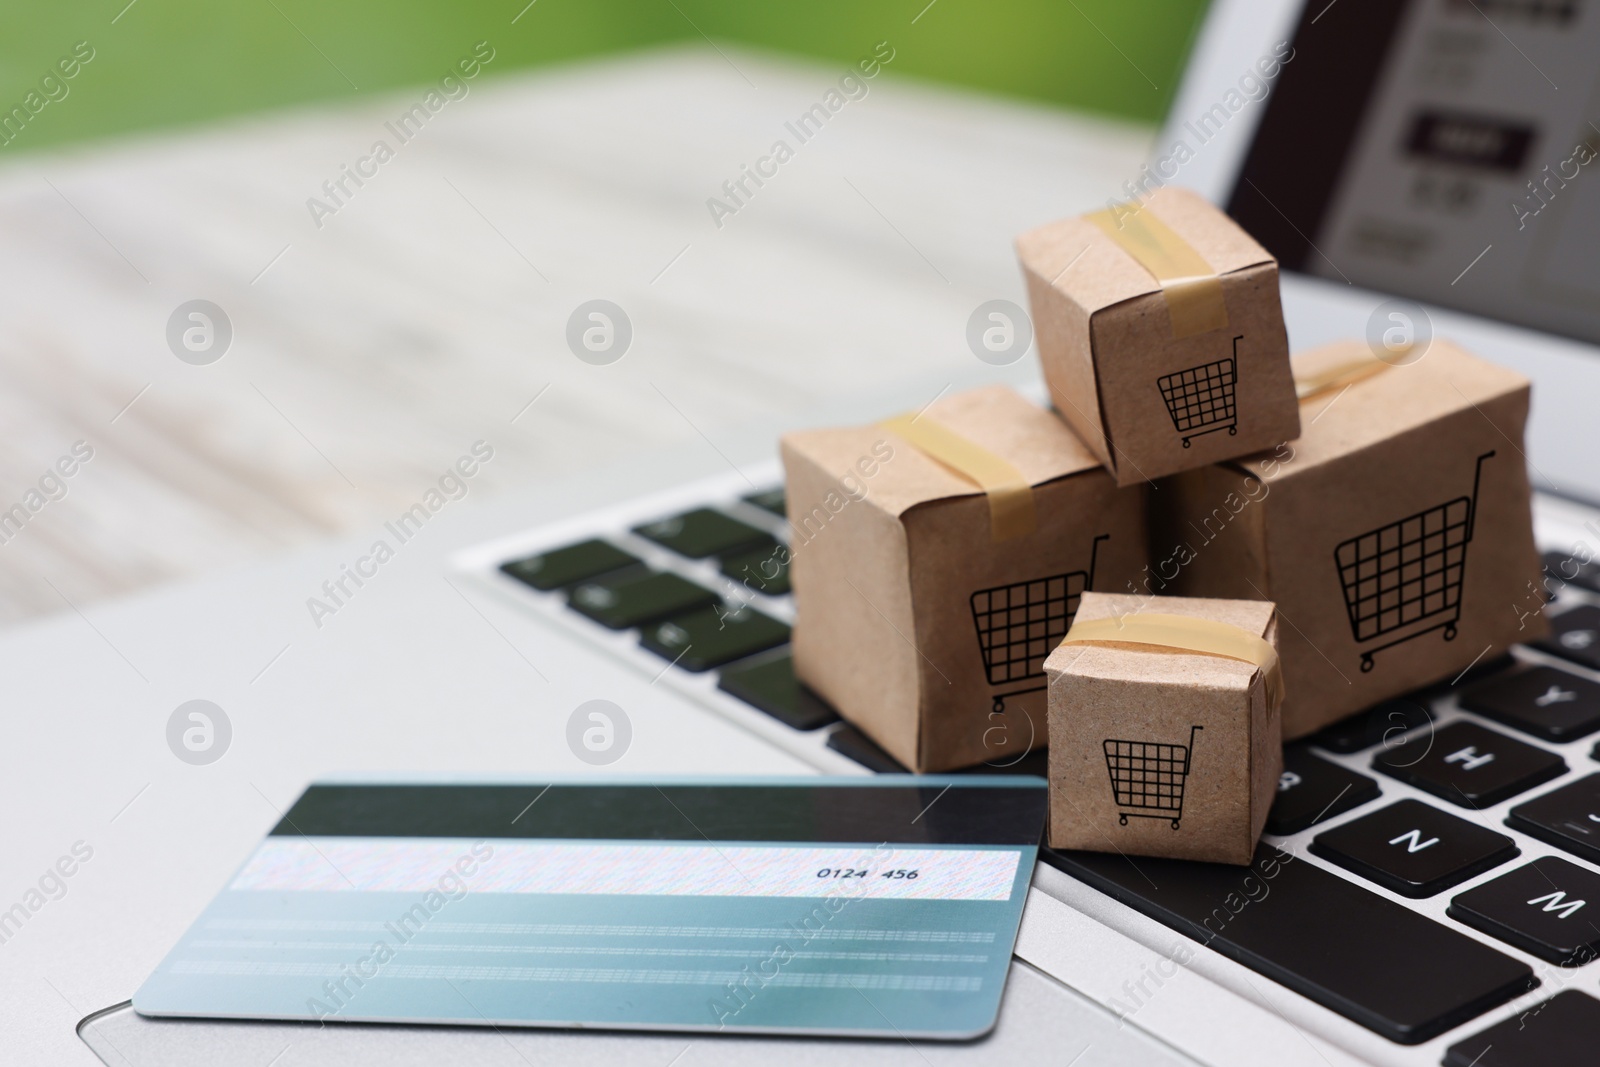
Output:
top-left (1157, 335), bottom-right (1243, 448)
top-left (1334, 451), bottom-right (1495, 673)
top-left (969, 535), bottom-right (1107, 714)
top-left (1103, 725), bottom-right (1202, 829)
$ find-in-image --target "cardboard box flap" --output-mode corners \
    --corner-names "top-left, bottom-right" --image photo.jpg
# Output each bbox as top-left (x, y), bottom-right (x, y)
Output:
top-left (781, 384), bottom-right (1103, 519)
top-left (1052, 592), bottom-right (1277, 690)
top-left (1235, 338), bottom-right (1531, 481)
top-left (1015, 187), bottom-right (1274, 318)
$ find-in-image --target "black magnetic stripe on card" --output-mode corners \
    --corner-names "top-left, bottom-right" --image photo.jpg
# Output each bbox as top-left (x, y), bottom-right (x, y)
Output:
top-left (269, 782), bottom-right (1048, 846)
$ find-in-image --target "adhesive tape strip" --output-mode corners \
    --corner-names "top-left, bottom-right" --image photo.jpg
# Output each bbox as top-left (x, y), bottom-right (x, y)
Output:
top-left (878, 413), bottom-right (1036, 542)
top-left (1059, 612), bottom-right (1283, 710)
top-left (1087, 206), bottom-right (1229, 339)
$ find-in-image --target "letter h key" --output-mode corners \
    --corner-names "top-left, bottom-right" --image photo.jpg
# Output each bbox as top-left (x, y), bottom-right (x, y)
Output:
top-left (1374, 722), bottom-right (1566, 808)
top-left (1445, 746), bottom-right (1496, 771)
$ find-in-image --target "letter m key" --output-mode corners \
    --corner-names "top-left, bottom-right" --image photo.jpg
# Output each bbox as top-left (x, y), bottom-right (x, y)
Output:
top-left (1527, 891), bottom-right (1585, 919)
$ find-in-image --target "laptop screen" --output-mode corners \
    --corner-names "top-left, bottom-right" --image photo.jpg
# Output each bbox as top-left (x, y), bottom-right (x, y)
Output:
top-left (1227, 0), bottom-right (1600, 346)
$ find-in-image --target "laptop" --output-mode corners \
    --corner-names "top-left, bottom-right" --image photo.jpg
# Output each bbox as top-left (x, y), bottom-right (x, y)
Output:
top-left (81, 0), bottom-right (1600, 1064)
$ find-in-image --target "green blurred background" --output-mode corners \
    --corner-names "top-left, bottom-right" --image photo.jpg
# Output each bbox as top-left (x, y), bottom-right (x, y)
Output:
top-left (2, 0), bottom-right (1207, 154)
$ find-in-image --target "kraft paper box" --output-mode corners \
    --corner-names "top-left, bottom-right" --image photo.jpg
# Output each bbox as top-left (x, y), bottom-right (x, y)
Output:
top-left (1150, 338), bottom-right (1548, 739)
top-left (781, 385), bottom-right (1147, 773)
top-left (1016, 186), bottom-right (1299, 487)
top-left (1045, 593), bottom-right (1282, 866)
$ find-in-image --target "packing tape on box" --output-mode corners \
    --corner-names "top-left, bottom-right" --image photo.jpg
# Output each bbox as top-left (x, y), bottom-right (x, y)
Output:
top-left (1294, 348), bottom-right (1395, 400)
top-left (1087, 205), bottom-right (1229, 339)
top-left (878, 413), bottom-right (1037, 542)
top-left (1060, 613), bottom-right (1283, 710)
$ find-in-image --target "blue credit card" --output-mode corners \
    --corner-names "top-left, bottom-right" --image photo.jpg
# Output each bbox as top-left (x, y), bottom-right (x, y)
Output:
top-left (134, 776), bottom-right (1047, 1040)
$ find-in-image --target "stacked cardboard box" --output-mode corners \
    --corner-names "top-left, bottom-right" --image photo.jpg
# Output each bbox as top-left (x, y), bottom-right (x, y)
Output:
top-left (782, 385), bottom-right (1146, 773)
top-left (782, 186), bottom-right (1545, 865)
top-left (1150, 338), bottom-right (1546, 738)
top-left (1016, 186), bottom-right (1300, 485)
top-left (1045, 592), bottom-right (1282, 865)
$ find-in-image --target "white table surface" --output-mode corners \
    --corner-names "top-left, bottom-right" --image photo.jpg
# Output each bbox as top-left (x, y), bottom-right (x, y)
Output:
top-left (0, 43), bottom-right (1149, 628)
top-left (0, 46), bottom-right (1154, 1062)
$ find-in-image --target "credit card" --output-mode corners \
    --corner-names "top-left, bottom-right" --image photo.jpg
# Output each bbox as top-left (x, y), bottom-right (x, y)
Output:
top-left (134, 776), bottom-right (1047, 1039)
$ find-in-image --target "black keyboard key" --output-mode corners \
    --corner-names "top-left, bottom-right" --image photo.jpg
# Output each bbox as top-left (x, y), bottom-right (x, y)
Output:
top-left (1373, 721), bottom-right (1566, 808)
top-left (1444, 989), bottom-right (1600, 1067)
top-left (828, 723), bottom-right (1051, 775)
top-left (1537, 605), bottom-right (1600, 671)
top-left (742, 487), bottom-right (786, 517)
top-left (567, 571), bottom-right (718, 630)
top-left (1265, 746), bottom-right (1380, 835)
top-left (1046, 844), bottom-right (1534, 1044)
top-left (633, 508), bottom-right (772, 560)
top-left (1507, 773), bottom-right (1600, 866)
top-left (1311, 697), bottom-right (1433, 753)
top-left (1448, 856), bottom-right (1600, 966)
top-left (1462, 666), bottom-right (1600, 742)
top-left (500, 539), bottom-right (640, 591)
top-left (1310, 799), bottom-right (1517, 898)
top-left (717, 651), bottom-right (839, 731)
top-left (1442, 652), bottom-right (1520, 690)
top-left (639, 604), bottom-right (790, 672)
top-left (719, 545), bottom-right (791, 596)
top-left (826, 724), bottom-right (909, 773)
top-left (1543, 549), bottom-right (1600, 595)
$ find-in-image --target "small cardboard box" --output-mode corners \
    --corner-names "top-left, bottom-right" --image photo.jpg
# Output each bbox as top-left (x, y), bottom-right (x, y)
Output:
top-left (1045, 592), bottom-right (1281, 866)
top-left (781, 385), bottom-right (1147, 773)
top-left (1016, 186), bottom-right (1299, 486)
top-left (1150, 338), bottom-right (1548, 738)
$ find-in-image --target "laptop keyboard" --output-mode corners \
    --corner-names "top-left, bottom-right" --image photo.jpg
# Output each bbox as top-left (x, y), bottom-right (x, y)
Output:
top-left (1461, 665), bottom-right (1600, 741)
top-left (1051, 844), bottom-right (1536, 1046)
top-left (632, 507), bottom-right (775, 559)
top-left (1371, 720), bottom-right (1568, 808)
top-left (475, 482), bottom-right (1600, 1056)
top-left (1265, 747), bottom-right (1381, 834)
top-left (1537, 605), bottom-right (1600, 670)
top-left (1308, 798), bottom-right (1519, 898)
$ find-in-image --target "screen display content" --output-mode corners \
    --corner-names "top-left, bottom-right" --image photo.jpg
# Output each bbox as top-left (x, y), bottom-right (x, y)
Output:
top-left (1230, 0), bottom-right (1600, 345)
